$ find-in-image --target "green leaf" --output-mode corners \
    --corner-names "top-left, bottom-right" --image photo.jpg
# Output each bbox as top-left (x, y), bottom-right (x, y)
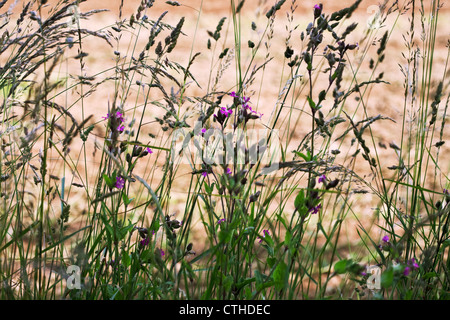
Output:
top-left (267, 257), bottom-right (277, 269)
top-left (122, 251), bottom-right (131, 267)
top-left (284, 230), bottom-right (292, 247)
top-left (293, 151), bottom-right (310, 161)
top-left (236, 277), bottom-right (256, 290)
top-left (381, 267), bottom-right (394, 288)
top-left (204, 182), bottom-right (213, 194)
top-left (219, 229), bottom-right (232, 243)
top-left (103, 174), bottom-right (114, 188)
top-left (122, 193), bottom-right (132, 206)
top-left (254, 270), bottom-right (273, 292)
top-left (223, 275), bottom-right (234, 291)
top-left (307, 96), bottom-right (316, 110)
top-left (318, 90), bottom-right (326, 102)
top-left (294, 189), bottom-right (305, 211)
top-left (140, 249), bottom-right (152, 262)
top-left (422, 272), bottom-right (438, 280)
top-left (119, 222), bottom-right (135, 240)
top-left (273, 261), bottom-right (288, 291)
top-left (334, 259), bottom-right (349, 274)
top-left (254, 270), bottom-right (264, 287)
top-left (150, 219), bottom-right (160, 233)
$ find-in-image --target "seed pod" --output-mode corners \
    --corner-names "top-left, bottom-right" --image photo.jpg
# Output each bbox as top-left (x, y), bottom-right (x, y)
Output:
top-left (132, 146), bottom-right (142, 157)
top-left (326, 179), bottom-right (339, 189)
top-left (314, 3), bottom-right (323, 19)
top-left (249, 191), bottom-right (261, 203)
top-left (135, 227), bottom-right (148, 238)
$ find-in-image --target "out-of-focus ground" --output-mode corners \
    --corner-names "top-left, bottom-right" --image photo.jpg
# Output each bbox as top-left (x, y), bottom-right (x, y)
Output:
top-left (3, 0), bottom-right (449, 291)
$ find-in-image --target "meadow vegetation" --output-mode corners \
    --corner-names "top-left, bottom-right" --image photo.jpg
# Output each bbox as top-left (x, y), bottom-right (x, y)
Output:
top-left (0, 0), bottom-right (449, 300)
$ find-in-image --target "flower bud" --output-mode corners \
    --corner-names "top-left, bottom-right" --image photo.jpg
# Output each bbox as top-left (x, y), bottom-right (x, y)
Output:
top-left (314, 4), bottom-right (323, 19)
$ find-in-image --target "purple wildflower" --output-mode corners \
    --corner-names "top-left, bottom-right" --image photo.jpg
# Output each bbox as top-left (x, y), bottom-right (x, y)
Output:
top-left (104, 111), bottom-right (126, 133)
top-left (146, 147), bottom-right (153, 154)
top-left (160, 249), bottom-right (165, 256)
top-left (201, 128), bottom-right (206, 134)
top-left (258, 229), bottom-right (270, 243)
top-left (314, 3), bottom-right (323, 18)
top-left (115, 176), bottom-right (125, 189)
top-left (103, 111), bottom-right (124, 122)
top-left (140, 237), bottom-right (150, 247)
top-left (230, 91), bottom-right (238, 98)
top-left (219, 107), bottom-right (233, 117)
top-left (242, 100), bottom-right (263, 119)
top-left (403, 266), bottom-right (411, 276)
top-left (409, 258), bottom-right (419, 269)
top-left (382, 235), bottom-right (389, 243)
top-left (217, 218), bottom-right (226, 224)
top-left (226, 168), bottom-right (232, 175)
top-left (309, 203), bottom-right (322, 214)
top-left (202, 171), bottom-right (209, 177)
top-left (115, 111), bottom-right (124, 122)
top-left (318, 174), bottom-right (326, 183)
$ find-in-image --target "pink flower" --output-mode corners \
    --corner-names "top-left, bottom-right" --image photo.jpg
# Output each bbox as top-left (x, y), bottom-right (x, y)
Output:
top-left (103, 111), bottom-right (124, 122)
top-left (314, 4), bottom-right (323, 18)
top-left (309, 203), bottom-right (322, 214)
top-left (115, 111), bottom-right (124, 122)
top-left (201, 128), bottom-right (206, 134)
top-left (403, 266), bottom-right (411, 276)
top-left (140, 237), bottom-right (150, 246)
top-left (115, 176), bottom-right (125, 189)
top-left (146, 147), bottom-right (153, 154)
top-left (258, 229), bottom-right (270, 243)
top-left (219, 107), bottom-right (233, 117)
top-left (409, 258), bottom-right (419, 269)
top-left (103, 111), bottom-right (126, 133)
top-left (230, 91), bottom-right (238, 98)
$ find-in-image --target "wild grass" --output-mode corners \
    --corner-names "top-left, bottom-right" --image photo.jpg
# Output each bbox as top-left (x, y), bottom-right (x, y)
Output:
top-left (0, 0), bottom-right (448, 300)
